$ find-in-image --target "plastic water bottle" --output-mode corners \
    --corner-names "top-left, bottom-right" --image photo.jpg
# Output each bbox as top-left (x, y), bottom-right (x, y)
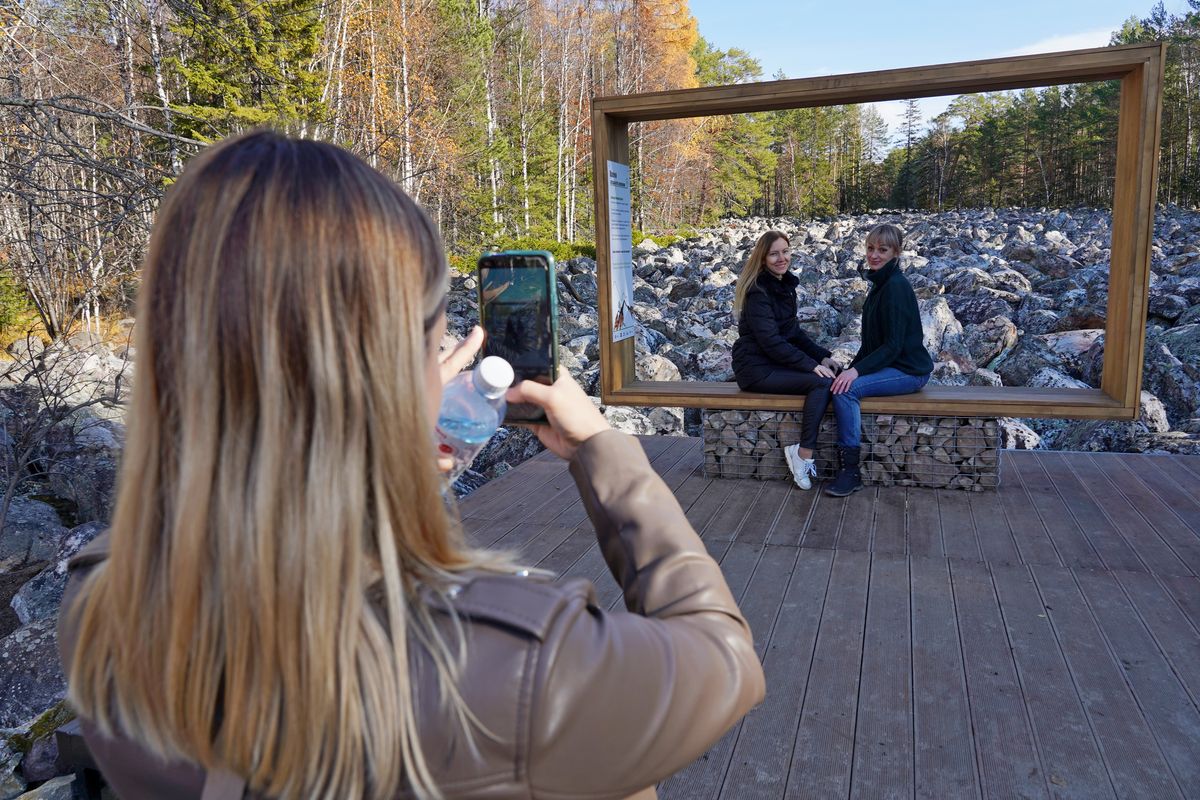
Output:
top-left (436, 356), bottom-right (515, 484)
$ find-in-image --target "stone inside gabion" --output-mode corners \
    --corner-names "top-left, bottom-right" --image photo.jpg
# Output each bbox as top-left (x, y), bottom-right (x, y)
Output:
top-left (702, 410), bottom-right (1000, 491)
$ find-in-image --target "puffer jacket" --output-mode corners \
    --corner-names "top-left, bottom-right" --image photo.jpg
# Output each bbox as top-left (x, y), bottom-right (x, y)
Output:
top-left (732, 270), bottom-right (831, 389)
top-left (57, 430), bottom-right (765, 799)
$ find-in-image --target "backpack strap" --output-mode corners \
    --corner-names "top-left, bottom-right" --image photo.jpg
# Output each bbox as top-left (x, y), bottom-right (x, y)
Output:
top-left (201, 769), bottom-right (247, 800)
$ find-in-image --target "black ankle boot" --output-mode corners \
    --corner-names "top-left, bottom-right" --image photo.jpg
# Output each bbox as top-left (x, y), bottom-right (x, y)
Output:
top-left (825, 446), bottom-right (863, 497)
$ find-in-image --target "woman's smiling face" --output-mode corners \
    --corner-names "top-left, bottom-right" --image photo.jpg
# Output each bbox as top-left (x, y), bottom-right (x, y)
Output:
top-left (865, 240), bottom-right (896, 270)
top-left (764, 237), bottom-right (791, 277)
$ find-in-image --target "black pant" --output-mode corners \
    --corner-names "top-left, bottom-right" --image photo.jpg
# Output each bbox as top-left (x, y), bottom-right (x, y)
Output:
top-left (744, 369), bottom-right (832, 451)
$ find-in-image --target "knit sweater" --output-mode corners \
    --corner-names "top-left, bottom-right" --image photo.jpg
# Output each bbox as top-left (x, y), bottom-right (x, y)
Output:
top-left (849, 258), bottom-right (934, 377)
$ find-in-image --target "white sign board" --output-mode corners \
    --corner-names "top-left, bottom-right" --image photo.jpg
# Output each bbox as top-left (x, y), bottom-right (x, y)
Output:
top-left (606, 160), bottom-right (636, 343)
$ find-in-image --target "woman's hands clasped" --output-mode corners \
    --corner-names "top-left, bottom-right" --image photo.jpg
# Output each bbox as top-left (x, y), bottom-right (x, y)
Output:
top-left (831, 366), bottom-right (859, 394)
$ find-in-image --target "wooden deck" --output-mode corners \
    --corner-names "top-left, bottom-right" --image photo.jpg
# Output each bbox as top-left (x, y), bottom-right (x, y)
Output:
top-left (458, 436), bottom-right (1200, 800)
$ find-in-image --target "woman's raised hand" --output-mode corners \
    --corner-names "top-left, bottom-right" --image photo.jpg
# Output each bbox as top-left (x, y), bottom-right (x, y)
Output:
top-left (506, 373), bottom-right (611, 461)
top-left (439, 325), bottom-right (485, 385)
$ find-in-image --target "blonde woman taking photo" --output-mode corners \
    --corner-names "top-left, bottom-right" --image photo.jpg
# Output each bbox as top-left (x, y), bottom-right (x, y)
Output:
top-left (57, 132), bottom-right (764, 800)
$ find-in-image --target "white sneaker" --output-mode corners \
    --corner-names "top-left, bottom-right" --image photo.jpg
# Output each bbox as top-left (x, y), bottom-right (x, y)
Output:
top-left (784, 444), bottom-right (817, 490)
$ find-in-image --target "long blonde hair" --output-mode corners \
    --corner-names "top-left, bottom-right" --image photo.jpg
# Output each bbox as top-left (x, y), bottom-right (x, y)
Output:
top-left (733, 230), bottom-right (789, 317)
top-left (67, 131), bottom-right (501, 799)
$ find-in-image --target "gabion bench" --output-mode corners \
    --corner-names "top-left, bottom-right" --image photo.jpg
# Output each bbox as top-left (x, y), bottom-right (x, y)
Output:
top-left (703, 410), bottom-right (1000, 491)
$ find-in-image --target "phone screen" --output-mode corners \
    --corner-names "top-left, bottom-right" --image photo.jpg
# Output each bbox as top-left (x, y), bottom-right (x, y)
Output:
top-left (478, 252), bottom-right (558, 422)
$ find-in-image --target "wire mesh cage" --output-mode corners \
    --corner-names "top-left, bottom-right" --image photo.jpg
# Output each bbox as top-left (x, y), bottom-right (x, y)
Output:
top-left (703, 410), bottom-right (1001, 491)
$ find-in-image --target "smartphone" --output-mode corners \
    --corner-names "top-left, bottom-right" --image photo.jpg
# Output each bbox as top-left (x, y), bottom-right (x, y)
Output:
top-left (477, 250), bottom-right (559, 423)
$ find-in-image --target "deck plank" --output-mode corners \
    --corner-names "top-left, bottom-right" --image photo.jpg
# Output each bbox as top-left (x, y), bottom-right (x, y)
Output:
top-left (657, 545), bottom-right (805, 800)
top-left (910, 556), bottom-right (980, 799)
top-left (996, 454), bottom-right (1062, 566)
top-left (454, 439), bottom-right (1200, 800)
top-left (1072, 569), bottom-right (1200, 796)
top-left (802, 482), bottom-right (847, 551)
top-left (1112, 570), bottom-right (1200, 706)
top-left (967, 489), bottom-right (1021, 565)
top-left (871, 487), bottom-right (907, 556)
top-left (1131, 454), bottom-right (1200, 533)
top-left (1160, 575), bottom-right (1200, 630)
top-left (991, 563), bottom-right (1115, 798)
top-left (1039, 452), bottom-right (1144, 572)
top-left (835, 486), bottom-right (876, 552)
top-left (710, 549), bottom-right (832, 800)
top-left (1011, 453), bottom-right (1104, 569)
top-left (936, 489), bottom-right (981, 561)
top-left (850, 553), bottom-right (914, 800)
top-left (951, 559), bottom-right (1048, 799)
top-left (1088, 454), bottom-right (1200, 575)
top-left (1032, 564), bottom-right (1185, 799)
top-left (1170, 453), bottom-right (1200, 482)
top-left (733, 481), bottom-right (792, 545)
top-left (1063, 454), bottom-right (1191, 577)
top-left (764, 485), bottom-right (820, 547)
top-left (705, 481), bottom-right (767, 542)
top-left (785, 549), bottom-right (870, 799)
top-left (906, 488), bottom-right (942, 558)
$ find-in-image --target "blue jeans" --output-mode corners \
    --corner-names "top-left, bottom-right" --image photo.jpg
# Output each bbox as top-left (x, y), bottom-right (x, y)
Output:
top-left (832, 367), bottom-right (930, 448)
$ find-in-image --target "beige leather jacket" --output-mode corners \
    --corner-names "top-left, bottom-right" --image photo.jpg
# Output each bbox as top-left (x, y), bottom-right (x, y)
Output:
top-left (58, 431), bottom-right (765, 799)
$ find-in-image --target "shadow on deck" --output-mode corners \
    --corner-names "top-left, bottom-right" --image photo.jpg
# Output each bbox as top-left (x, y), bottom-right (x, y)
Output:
top-left (459, 436), bottom-right (1200, 800)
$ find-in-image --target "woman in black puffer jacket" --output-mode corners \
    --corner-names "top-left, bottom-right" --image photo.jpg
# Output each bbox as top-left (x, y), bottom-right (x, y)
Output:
top-left (732, 231), bottom-right (840, 490)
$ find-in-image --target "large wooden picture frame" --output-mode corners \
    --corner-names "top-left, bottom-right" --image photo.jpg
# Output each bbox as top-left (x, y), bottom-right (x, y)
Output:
top-left (591, 43), bottom-right (1165, 419)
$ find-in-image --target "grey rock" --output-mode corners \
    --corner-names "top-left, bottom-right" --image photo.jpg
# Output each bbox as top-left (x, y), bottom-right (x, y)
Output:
top-left (0, 499), bottom-right (67, 573)
top-left (944, 292), bottom-right (1013, 326)
top-left (0, 618), bottom-right (64, 729)
top-left (602, 405), bottom-right (657, 436)
top-left (1149, 293), bottom-right (1189, 321)
top-left (962, 316), bottom-right (1017, 366)
top-left (0, 740), bottom-right (23, 799)
top-left (998, 418), bottom-right (1041, 450)
top-left (13, 774), bottom-right (76, 799)
top-left (1159, 324), bottom-right (1200, 362)
top-left (634, 354), bottom-right (682, 383)
top-left (45, 416), bottom-right (124, 524)
top-left (11, 522), bottom-right (105, 626)
top-left (1029, 367), bottom-right (1090, 390)
top-left (968, 368), bottom-right (1003, 387)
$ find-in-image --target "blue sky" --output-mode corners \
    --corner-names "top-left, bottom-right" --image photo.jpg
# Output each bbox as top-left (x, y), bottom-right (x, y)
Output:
top-left (689, 0), bottom-right (1193, 135)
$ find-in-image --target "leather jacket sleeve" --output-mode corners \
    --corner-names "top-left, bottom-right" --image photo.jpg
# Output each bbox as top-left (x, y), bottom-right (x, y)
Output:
top-left (526, 431), bottom-right (765, 797)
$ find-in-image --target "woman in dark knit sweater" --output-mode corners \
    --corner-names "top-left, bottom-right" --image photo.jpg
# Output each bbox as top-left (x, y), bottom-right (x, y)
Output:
top-left (732, 231), bottom-right (840, 490)
top-left (827, 223), bottom-right (933, 496)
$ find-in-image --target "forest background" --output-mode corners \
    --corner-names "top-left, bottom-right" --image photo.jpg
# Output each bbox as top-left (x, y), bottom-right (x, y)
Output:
top-left (0, 0), bottom-right (1198, 342)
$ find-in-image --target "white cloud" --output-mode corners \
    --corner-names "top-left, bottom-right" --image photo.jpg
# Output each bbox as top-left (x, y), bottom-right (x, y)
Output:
top-left (1003, 29), bottom-right (1115, 57)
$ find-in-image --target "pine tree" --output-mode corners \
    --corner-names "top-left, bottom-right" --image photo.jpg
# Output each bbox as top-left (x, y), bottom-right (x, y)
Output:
top-left (168, 0), bottom-right (325, 140)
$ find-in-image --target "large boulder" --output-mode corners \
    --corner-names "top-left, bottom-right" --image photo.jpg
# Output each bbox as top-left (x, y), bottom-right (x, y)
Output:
top-left (10, 522), bottom-right (105, 626)
top-left (44, 417), bottom-right (124, 525)
top-left (944, 292), bottom-right (1014, 326)
top-left (0, 499), bottom-right (68, 573)
top-left (998, 418), bottom-right (1041, 450)
top-left (0, 617), bottom-right (65, 729)
top-left (634, 354), bottom-right (682, 383)
top-left (992, 336), bottom-right (1061, 387)
top-left (1039, 330), bottom-right (1105, 381)
top-left (962, 315), bottom-right (1018, 367)
top-left (1053, 391), bottom-right (1174, 453)
top-left (918, 297), bottom-right (965, 355)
